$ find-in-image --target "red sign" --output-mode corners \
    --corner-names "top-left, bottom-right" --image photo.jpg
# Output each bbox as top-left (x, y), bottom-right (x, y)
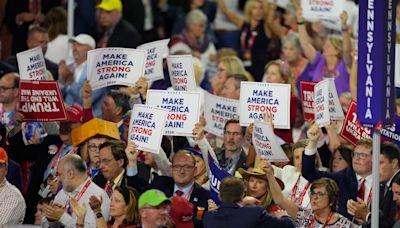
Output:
top-left (300, 81), bottom-right (316, 120)
top-left (19, 80), bottom-right (67, 122)
top-left (340, 101), bottom-right (371, 146)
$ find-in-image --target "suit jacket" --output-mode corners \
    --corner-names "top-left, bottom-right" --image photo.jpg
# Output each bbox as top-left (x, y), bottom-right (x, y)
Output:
top-left (121, 0), bottom-right (161, 35)
top-left (152, 176), bottom-right (210, 228)
top-left (106, 19), bottom-right (142, 48)
top-left (203, 202), bottom-right (294, 228)
top-left (6, 159), bottom-right (22, 191)
top-left (216, 149), bottom-right (247, 175)
top-left (8, 131), bottom-right (63, 224)
top-left (302, 153), bottom-right (358, 219)
top-left (93, 170), bottom-right (149, 197)
top-left (375, 170), bottom-right (400, 228)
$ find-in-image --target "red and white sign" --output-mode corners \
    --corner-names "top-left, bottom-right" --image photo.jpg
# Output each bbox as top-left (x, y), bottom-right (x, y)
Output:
top-left (19, 80), bottom-right (67, 122)
top-left (340, 101), bottom-right (371, 146)
top-left (300, 81), bottom-right (316, 120)
top-left (301, 0), bottom-right (345, 20)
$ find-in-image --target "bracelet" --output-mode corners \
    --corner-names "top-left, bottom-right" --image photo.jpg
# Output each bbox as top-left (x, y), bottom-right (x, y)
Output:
top-left (95, 211), bottom-right (103, 218)
top-left (76, 223), bottom-right (84, 228)
top-left (341, 26), bottom-right (348, 32)
top-left (297, 21), bottom-right (305, 25)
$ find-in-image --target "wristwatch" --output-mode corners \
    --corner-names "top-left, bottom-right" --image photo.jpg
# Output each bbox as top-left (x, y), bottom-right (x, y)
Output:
top-left (95, 212), bottom-right (103, 218)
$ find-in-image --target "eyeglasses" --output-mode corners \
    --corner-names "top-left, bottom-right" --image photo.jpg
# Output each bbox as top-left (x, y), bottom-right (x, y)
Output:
top-left (99, 158), bottom-right (115, 165)
top-left (309, 191), bottom-right (328, 198)
top-left (0, 86), bottom-right (16, 92)
top-left (224, 131), bottom-right (242, 137)
top-left (88, 144), bottom-right (101, 152)
top-left (172, 165), bottom-right (195, 172)
top-left (351, 152), bottom-right (371, 160)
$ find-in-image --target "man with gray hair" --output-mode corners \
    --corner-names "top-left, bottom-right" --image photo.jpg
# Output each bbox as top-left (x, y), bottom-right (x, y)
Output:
top-left (220, 73), bottom-right (248, 100)
top-left (42, 154), bottom-right (110, 227)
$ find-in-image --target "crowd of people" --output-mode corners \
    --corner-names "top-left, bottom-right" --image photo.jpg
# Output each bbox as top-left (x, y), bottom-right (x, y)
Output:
top-left (1, 0), bottom-right (400, 227)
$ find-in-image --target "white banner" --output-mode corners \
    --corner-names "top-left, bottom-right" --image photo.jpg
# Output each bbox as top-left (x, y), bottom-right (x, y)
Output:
top-left (167, 55), bottom-right (196, 91)
top-left (314, 79), bottom-right (330, 126)
top-left (252, 121), bottom-right (289, 162)
top-left (146, 90), bottom-right (201, 136)
top-left (239, 82), bottom-right (291, 129)
top-left (204, 93), bottom-right (239, 137)
top-left (301, 0), bottom-right (344, 20)
top-left (395, 44), bottom-right (400, 88)
top-left (87, 48), bottom-right (146, 90)
top-left (17, 46), bottom-right (47, 80)
top-left (128, 104), bottom-right (167, 154)
top-left (328, 79), bottom-right (345, 120)
top-left (137, 39), bottom-right (170, 82)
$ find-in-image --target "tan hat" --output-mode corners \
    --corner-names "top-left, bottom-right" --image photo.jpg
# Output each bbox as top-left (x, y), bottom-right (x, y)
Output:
top-left (238, 167), bottom-right (285, 190)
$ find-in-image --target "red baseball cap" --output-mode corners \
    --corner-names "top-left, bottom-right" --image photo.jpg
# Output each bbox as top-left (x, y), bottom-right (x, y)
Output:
top-left (169, 196), bottom-right (194, 228)
top-left (0, 148), bottom-right (8, 163)
top-left (66, 105), bottom-right (83, 123)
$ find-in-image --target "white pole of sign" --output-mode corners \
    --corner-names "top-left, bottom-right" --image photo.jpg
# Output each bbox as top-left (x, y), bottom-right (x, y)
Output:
top-left (67, 0), bottom-right (74, 53)
top-left (371, 130), bottom-right (380, 228)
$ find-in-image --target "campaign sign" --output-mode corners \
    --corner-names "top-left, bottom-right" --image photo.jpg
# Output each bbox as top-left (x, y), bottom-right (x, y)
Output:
top-left (314, 79), bottom-right (330, 127)
top-left (17, 46), bottom-right (47, 80)
top-left (381, 115), bottom-right (400, 146)
top-left (19, 80), bottom-right (67, 122)
top-left (208, 153), bottom-right (230, 206)
top-left (273, 0), bottom-right (290, 8)
top-left (300, 81), bottom-right (316, 120)
top-left (167, 55), bottom-right (196, 91)
top-left (301, 0), bottom-right (344, 19)
top-left (252, 121), bottom-right (289, 162)
top-left (87, 48), bottom-right (146, 90)
top-left (204, 93), bottom-right (239, 137)
top-left (340, 101), bottom-right (371, 146)
top-left (128, 105), bottom-right (168, 154)
top-left (328, 79), bottom-right (345, 120)
top-left (137, 39), bottom-right (170, 82)
top-left (357, 0), bottom-right (396, 128)
top-left (146, 90), bottom-right (201, 136)
top-left (239, 82), bottom-right (291, 129)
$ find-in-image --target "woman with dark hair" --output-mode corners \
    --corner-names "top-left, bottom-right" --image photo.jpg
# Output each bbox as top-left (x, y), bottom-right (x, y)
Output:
top-left (71, 185), bottom-right (140, 228)
top-left (330, 145), bottom-right (353, 172)
top-left (264, 160), bottom-right (358, 227)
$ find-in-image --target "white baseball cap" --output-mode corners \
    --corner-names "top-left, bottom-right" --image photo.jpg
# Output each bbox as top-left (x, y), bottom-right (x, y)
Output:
top-left (69, 34), bottom-right (96, 49)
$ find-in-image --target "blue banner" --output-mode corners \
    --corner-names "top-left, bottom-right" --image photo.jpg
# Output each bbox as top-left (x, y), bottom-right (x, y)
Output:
top-left (208, 153), bottom-right (231, 206)
top-left (357, 0), bottom-right (396, 128)
top-left (381, 115), bottom-right (400, 146)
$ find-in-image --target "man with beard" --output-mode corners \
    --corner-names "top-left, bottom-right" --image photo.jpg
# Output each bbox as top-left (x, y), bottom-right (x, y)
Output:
top-left (216, 119), bottom-right (247, 175)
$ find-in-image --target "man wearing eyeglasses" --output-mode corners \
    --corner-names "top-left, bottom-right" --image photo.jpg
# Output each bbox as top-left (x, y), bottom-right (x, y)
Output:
top-left (0, 73), bottom-right (19, 130)
top-left (301, 123), bottom-right (372, 221)
top-left (151, 151), bottom-right (210, 228)
top-left (216, 119), bottom-right (247, 175)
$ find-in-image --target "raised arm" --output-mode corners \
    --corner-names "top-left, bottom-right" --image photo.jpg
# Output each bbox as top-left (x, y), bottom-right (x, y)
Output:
top-left (266, 0), bottom-right (287, 38)
top-left (295, 4), bottom-right (317, 62)
top-left (217, 0), bottom-right (244, 28)
top-left (262, 159), bottom-right (299, 219)
top-left (340, 11), bottom-right (353, 68)
top-left (350, 50), bottom-right (357, 100)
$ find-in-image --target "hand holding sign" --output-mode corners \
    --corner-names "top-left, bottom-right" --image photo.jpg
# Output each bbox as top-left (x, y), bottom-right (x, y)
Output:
top-left (306, 122), bottom-right (322, 146)
top-left (125, 141), bottom-right (139, 167)
top-left (340, 10), bottom-right (348, 27)
top-left (192, 122), bottom-right (205, 141)
top-left (119, 77), bottom-right (149, 98)
top-left (261, 159), bottom-right (274, 178)
top-left (82, 80), bottom-right (93, 109)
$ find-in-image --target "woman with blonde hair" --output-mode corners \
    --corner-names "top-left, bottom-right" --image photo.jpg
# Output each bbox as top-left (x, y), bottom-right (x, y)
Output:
top-left (211, 55), bottom-right (247, 95)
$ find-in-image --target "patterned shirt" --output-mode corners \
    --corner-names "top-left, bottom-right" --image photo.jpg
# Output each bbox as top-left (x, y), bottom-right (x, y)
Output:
top-left (0, 179), bottom-right (26, 225)
top-left (295, 208), bottom-right (360, 228)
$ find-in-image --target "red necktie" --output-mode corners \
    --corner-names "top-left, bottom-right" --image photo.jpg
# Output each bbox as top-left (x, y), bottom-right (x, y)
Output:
top-left (175, 190), bottom-right (184, 197)
top-left (358, 179), bottom-right (365, 201)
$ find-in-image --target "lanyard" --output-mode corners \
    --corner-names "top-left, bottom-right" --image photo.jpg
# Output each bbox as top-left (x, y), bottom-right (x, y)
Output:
top-left (290, 176), bottom-right (311, 205)
top-left (309, 211), bottom-right (334, 228)
top-left (66, 180), bottom-right (92, 213)
top-left (240, 25), bottom-right (258, 51)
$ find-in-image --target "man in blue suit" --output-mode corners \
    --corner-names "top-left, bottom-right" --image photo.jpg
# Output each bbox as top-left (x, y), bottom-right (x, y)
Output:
top-left (302, 123), bottom-right (373, 220)
top-left (203, 176), bottom-right (294, 228)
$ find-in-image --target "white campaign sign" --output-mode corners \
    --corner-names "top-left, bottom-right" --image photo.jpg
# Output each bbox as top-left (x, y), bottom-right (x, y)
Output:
top-left (239, 82), bottom-right (291, 129)
top-left (314, 79), bottom-right (330, 126)
top-left (252, 121), bottom-right (289, 162)
top-left (301, 0), bottom-right (344, 20)
top-left (395, 44), bottom-right (400, 88)
top-left (269, 0), bottom-right (290, 8)
top-left (167, 55), bottom-right (196, 91)
top-left (204, 93), bottom-right (239, 137)
top-left (17, 46), bottom-right (47, 80)
top-left (146, 90), bottom-right (201, 136)
top-left (137, 39), bottom-right (170, 82)
top-left (87, 48), bottom-right (146, 90)
top-left (128, 104), bottom-right (168, 154)
top-left (328, 79), bottom-right (345, 120)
